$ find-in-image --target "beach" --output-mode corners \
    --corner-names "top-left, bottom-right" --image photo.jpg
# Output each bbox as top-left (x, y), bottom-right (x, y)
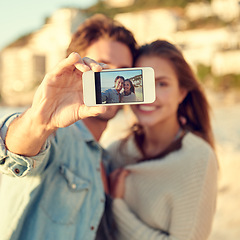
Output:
top-left (208, 93), bottom-right (240, 240)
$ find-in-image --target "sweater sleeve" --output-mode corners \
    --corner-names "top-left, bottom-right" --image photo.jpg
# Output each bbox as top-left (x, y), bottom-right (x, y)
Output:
top-left (112, 149), bottom-right (218, 240)
top-left (113, 199), bottom-right (173, 240)
top-left (182, 149), bottom-right (218, 240)
top-left (106, 137), bottom-right (142, 172)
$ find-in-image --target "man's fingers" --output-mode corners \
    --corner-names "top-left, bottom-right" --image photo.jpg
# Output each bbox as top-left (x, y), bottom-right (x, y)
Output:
top-left (51, 53), bottom-right (109, 76)
top-left (72, 53), bottom-right (91, 72)
top-left (78, 106), bottom-right (106, 120)
top-left (88, 106), bottom-right (106, 116)
top-left (99, 62), bottom-right (109, 69)
top-left (109, 168), bottom-right (122, 181)
top-left (83, 57), bottom-right (103, 72)
top-left (109, 169), bottom-right (130, 199)
top-left (118, 169), bottom-right (130, 180)
top-left (109, 168), bottom-right (129, 184)
top-left (53, 53), bottom-right (107, 74)
top-left (51, 52), bottom-right (89, 74)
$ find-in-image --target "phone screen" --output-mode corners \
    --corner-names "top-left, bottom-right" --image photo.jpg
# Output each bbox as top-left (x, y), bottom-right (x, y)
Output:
top-left (94, 69), bottom-right (144, 104)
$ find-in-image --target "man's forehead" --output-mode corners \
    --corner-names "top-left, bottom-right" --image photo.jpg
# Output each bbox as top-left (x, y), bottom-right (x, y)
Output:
top-left (96, 59), bottom-right (131, 69)
top-left (85, 39), bottom-right (133, 68)
top-left (116, 77), bottom-right (124, 81)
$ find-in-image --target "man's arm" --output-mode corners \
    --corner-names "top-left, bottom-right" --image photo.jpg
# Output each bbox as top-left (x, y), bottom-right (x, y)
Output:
top-left (5, 109), bottom-right (54, 156)
top-left (101, 89), bottom-right (110, 103)
top-left (5, 53), bottom-right (106, 157)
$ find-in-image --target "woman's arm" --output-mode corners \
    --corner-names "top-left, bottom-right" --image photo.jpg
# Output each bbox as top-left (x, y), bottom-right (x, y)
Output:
top-left (109, 152), bottom-right (218, 240)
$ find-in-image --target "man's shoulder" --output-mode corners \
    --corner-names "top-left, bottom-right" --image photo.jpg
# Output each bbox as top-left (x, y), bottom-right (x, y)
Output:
top-left (104, 88), bottom-right (116, 94)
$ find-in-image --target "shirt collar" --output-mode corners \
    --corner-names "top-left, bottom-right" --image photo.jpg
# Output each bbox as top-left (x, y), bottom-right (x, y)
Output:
top-left (74, 120), bottom-right (96, 142)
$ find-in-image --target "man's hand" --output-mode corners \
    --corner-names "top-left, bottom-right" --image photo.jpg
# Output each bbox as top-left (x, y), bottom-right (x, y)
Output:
top-left (31, 52), bottom-right (107, 130)
top-left (5, 53), bottom-right (108, 156)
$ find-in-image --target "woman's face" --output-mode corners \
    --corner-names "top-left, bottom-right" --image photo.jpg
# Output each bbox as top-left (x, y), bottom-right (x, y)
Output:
top-left (124, 81), bottom-right (131, 93)
top-left (132, 55), bottom-right (186, 127)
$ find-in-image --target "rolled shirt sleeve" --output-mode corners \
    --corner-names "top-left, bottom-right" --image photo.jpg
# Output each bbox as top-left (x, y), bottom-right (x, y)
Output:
top-left (0, 113), bottom-right (50, 177)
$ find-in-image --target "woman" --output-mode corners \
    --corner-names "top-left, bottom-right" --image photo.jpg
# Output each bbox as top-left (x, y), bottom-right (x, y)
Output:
top-left (121, 79), bottom-right (136, 103)
top-left (107, 40), bottom-right (218, 240)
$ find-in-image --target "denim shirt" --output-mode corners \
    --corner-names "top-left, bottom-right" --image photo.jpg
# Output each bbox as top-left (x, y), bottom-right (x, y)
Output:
top-left (101, 88), bottom-right (120, 103)
top-left (0, 113), bottom-right (105, 240)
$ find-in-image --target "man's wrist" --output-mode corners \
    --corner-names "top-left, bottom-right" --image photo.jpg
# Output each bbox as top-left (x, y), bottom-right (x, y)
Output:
top-left (5, 108), bottom-right (56, 156)
top-left (25, 108), bottom-right (57, 136)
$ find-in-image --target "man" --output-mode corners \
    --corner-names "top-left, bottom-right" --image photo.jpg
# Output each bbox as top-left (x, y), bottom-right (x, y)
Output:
top-left (101, 76), bottom-right (125, 104)
top-left (0, 14), bottom-right (137, 240)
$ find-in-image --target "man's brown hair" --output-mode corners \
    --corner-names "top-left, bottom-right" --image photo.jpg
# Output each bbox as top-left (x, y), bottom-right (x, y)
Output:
top-left (66, 14), bottom-right (138, 63)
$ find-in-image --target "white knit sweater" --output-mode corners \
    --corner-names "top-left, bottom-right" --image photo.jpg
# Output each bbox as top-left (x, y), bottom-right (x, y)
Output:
top-left (107, 132), bottom-right (218, 240)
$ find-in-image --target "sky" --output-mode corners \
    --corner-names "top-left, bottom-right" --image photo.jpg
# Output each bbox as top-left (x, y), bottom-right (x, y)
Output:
top-left (0, 0), bottom-right (97, 51)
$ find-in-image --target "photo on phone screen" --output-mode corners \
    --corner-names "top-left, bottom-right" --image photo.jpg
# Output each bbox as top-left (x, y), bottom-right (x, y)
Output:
top-left (95, 69), bottom-right (143, 104)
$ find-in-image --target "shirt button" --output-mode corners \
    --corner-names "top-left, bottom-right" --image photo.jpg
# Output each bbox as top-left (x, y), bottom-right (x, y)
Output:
top-left (71, 183), bottom-right (77, 189)
top-left (90, 226), bottom-right (94, 231)
top-left (14, 168), bottom-right (20, 174)
top-left (0, 158), bottom-right (6, 164)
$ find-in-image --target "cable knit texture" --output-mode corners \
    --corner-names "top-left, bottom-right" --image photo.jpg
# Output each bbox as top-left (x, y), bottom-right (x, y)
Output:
top-left (107, 132), bottom-right (218, 240)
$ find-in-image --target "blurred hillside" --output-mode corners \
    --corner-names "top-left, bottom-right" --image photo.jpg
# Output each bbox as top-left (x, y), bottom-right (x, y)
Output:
top-left (0, 0), bottom-right (240, 106)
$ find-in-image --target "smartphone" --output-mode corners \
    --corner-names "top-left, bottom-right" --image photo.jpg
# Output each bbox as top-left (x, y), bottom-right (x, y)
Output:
top-left (82, 67), bottom-right (155, 106)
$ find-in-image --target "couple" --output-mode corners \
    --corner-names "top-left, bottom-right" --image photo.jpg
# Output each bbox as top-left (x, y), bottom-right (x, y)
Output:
top-left (0, 14), bottom-right (218, 240)
top-left (101, 76), bottom-right (136, 104)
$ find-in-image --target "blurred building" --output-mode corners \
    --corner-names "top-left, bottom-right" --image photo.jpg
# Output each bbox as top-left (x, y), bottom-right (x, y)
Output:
top-left (212, 50), bottom-right (240, 76)
top-left (0, 8), bottom-right (87, 106)
top-left (185, 2), bottom-right (213, 21)
top-left (114, 3), bottom-right (240, 76)
top-left (171, 27), bottom-right (239, 68)
top-left (212, 0), bottom-right (240, 22)
top-left (104, 0), bottom-right (135, 7)
top-left (115, 8), bottom-right (187, 45)
top-left (186, 0), bottom-right (240, 22)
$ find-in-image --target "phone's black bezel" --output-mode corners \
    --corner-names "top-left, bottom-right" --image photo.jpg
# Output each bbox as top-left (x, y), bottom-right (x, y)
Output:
top-left (94, 72), bottom-right (102, 104)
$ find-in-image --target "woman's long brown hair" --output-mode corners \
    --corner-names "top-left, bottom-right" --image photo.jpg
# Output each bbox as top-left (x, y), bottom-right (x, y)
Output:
top-left (134, 40), bottom-right (215, 150)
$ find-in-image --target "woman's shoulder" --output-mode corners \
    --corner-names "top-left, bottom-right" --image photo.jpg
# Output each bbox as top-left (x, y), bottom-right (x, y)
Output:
top-left (182, 132), bottom-right (218, 168)
top-left (107, 135), bottom-right (138, 156)
top-left (107, 139), bottom-right (122, 156)
top-left (127, 92), bottom-right (136, 101)
top-left (123, 92), bottom-right (136, 98)
top-left (107, 135), bottom-right (142, 168)
top-left (183, 132), bottom-right (214, 153)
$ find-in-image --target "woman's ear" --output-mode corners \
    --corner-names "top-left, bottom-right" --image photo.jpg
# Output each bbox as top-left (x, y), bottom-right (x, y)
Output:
top-left (178, 88), bottom-right (187, 104)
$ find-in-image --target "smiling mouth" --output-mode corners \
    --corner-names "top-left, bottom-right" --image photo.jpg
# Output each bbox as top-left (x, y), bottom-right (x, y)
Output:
top-left (138, 105), bottom-right (157, 112)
